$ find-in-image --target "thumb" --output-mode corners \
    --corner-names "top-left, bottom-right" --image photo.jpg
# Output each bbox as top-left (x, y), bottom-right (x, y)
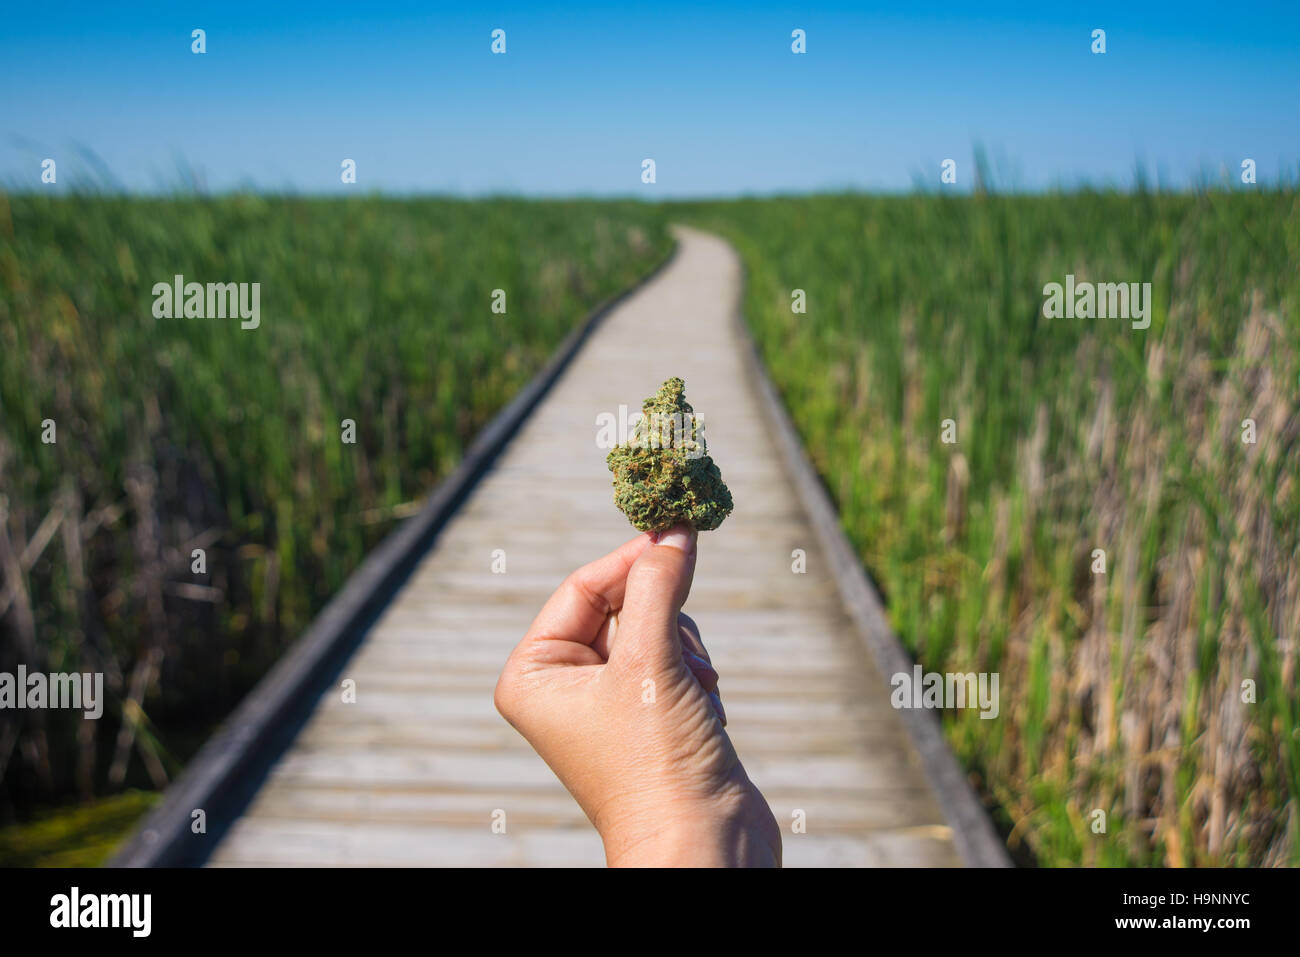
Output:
top-left (611, 524), bottom-right (698, 672)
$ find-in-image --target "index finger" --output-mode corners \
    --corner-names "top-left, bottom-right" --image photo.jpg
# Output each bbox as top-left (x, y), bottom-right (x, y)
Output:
top-left (522, 532), bottom-right (654, 646)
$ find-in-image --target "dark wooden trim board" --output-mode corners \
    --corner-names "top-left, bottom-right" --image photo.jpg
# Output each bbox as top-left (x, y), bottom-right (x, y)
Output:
top-left (730, 277), bottom-right (1013, 868)
top-left (110, 244), bottom-right (680, 867)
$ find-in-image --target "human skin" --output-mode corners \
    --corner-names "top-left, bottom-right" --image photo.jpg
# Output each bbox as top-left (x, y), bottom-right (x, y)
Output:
top-left (494, 525), bottom-right (781, 867)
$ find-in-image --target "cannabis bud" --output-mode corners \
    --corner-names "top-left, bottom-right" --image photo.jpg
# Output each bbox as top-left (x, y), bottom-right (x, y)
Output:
top-left (606, 377), bottom-right (734, 533)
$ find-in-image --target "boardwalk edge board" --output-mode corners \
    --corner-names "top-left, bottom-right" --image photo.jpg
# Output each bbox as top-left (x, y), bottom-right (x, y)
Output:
top-left (730, 268), bottom-right (1014, 869)
top-left (109, 244), bottom-right (680, 868)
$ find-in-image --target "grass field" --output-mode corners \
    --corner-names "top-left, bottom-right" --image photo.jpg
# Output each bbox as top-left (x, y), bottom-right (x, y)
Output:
top-left (0, 194), bottom-right (672, 857)
top-left (2, 190), bottom-right (1296, 868)
top-left (0, 790), bottom-right (158, 867)
top-left (683, 190), bottom-right (1300, 866)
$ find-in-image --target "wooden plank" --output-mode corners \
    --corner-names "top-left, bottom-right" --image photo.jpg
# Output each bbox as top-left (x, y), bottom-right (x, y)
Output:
top-left (236, 783), bottom-right (954, 833)
top-left (209, 818), bottom-right (962, 868)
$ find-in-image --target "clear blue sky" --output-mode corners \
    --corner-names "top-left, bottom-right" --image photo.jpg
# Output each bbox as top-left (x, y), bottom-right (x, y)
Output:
top-left (3, 1), bottom-right (1298, 195)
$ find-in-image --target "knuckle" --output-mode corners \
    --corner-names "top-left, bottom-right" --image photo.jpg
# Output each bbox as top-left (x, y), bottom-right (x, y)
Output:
top-left (493, 662), bottom-right (522, 723)
top-left (562, 570), bottom-right (609, 618)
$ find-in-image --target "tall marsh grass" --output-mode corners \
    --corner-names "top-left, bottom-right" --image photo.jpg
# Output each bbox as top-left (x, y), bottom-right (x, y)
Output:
top-left (686, 190), bottom-right (1299, 866)
top-left (0, 193), bottom-right (670, 821)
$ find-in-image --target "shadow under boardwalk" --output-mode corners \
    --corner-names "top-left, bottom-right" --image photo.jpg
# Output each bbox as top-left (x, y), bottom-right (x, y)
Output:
top-left (208, 227), bottom-right (964, 867)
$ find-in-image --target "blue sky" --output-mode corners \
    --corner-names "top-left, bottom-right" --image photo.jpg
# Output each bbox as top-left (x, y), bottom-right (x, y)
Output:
top-left (3, 1), bottom-right (1298, 195)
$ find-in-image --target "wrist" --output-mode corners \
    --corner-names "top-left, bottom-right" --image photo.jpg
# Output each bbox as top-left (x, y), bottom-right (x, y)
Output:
top-left (600, 783), bottom-right (781, 867)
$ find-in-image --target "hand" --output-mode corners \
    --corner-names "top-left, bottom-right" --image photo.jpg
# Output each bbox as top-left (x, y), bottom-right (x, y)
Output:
top-left (494, 525), bottom-right (781, 867)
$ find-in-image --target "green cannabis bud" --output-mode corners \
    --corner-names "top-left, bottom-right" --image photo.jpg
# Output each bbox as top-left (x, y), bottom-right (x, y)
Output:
top-left (606, 377), bottom-right (733, 533)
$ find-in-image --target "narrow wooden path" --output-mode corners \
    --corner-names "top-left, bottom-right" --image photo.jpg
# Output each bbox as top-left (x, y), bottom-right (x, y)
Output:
top-left (208, 227), bottom-right (967, 867)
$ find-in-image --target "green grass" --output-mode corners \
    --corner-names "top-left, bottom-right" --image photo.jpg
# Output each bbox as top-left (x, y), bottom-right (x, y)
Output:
top-left (0, 790), bottom-right (159, 867)
top-left (0, 194), bottom-right (671, 838)
top-left (682, 189), bottom-right (1300, 867)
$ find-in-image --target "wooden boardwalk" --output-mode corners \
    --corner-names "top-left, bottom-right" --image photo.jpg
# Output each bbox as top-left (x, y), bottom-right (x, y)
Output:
top-left (206, 227), bottom-right (971, 867)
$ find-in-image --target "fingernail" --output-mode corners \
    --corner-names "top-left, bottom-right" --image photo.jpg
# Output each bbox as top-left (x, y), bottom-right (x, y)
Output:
top-left (708, 690), bottom-right (726, 726)
top-left (683, 651), bottom-right (718, 682)
top-left (655, 524), bottom-right (696, 554)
